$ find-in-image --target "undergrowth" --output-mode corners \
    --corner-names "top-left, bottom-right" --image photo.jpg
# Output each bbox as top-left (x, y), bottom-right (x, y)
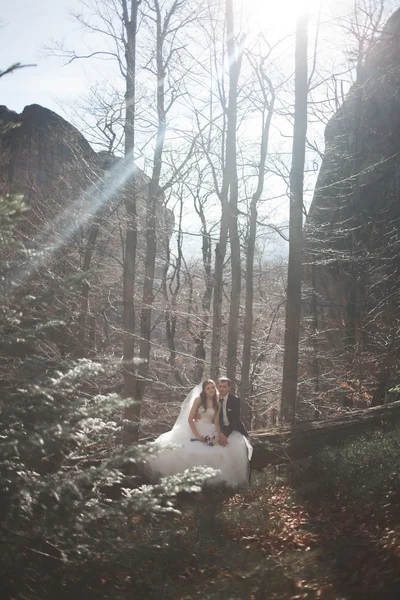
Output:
top-left (288, 426), bottom-right (400, 504)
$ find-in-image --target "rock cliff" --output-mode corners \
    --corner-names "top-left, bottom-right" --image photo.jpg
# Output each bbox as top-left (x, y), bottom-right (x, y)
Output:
top-left (302, 9), bottom-right (400, 409)
top-left (0, 104), bottom-right (173, 354)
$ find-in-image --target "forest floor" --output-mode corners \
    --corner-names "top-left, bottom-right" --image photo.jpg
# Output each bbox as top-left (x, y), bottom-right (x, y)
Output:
top-left (14, 428), bottom-right (400, 600)
top-left (166, 470), bottom-right (400, 600)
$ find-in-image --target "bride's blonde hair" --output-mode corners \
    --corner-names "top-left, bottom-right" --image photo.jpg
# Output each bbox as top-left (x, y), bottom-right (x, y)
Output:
top-left (199, 379), bottom-right (219, 412)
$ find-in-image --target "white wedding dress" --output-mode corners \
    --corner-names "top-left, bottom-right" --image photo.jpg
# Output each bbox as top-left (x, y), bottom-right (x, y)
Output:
top-left (145, 385), bottom-right (252, 487)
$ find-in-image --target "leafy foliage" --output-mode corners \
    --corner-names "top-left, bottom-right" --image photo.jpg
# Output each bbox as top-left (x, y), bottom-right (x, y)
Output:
top-left (0, 192), bottom-right (215, 599)
top-left (289, 426), bottom-right (400, 503)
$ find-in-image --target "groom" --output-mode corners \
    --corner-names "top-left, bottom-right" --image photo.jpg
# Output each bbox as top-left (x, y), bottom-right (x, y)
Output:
top-left (217, 377), bottom-right (248, 447)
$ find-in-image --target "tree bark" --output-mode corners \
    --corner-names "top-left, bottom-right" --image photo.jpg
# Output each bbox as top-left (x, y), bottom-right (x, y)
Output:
top-left (251, 400), bottom-right (400, 470)
top-left (224, 0), bottom-right (240, 387)
top-left (210, 214), bottom-right (228, 381)
top-left (211, 0), bottom-right (244, 383)
top-left (77, 220), bottom-right (100, 357)
top-left (122, 1), bottom-right (140, 443)
top-left (281, 12), bottom-right (308, 422)
top-left (240, 65), bottom-right (275, 427)
top-left (135, 0), bottom-right (168, 410)
top-left (186, 186), bottom-right (214, 382)
top-left (162, 193), bottom-right (183, 386)
top-left (197, 227), bottom-right (214, 382)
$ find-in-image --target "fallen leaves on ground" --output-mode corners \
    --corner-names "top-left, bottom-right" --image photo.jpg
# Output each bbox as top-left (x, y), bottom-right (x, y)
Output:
top-left (227, 486), bottom-right (322, 554)
top-left (222, 481), bottom-right (400, 598)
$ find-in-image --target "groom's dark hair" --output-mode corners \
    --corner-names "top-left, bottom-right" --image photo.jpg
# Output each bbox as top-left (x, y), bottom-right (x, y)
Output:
top-left (218, 377), bottom-right (231, 386)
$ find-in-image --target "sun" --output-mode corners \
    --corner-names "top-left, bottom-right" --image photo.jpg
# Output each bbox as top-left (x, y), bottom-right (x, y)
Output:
top-left (243, 0), bottom-right (322, 36)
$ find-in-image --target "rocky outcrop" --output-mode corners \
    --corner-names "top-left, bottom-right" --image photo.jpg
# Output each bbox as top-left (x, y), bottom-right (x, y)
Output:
top-left (302, 10), bottom-right (400, 410)
top-left (0, 103), bottom-right (172, 241)
top-left (0, 104), bottom-right (103, 226)
top-left (0, 104), bottom-right (173, 353)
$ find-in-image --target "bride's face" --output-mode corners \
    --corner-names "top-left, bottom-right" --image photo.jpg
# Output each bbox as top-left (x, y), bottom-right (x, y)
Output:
top-left (205, 383), bottom-right (216, 398)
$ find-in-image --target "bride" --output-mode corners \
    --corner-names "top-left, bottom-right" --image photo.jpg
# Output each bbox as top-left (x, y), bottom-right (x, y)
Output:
top-left (145, 379), bottom-right (252, 487)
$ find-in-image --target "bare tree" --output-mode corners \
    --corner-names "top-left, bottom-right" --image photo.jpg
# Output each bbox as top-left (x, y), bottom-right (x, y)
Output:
top-left (121, 0), bottom-right (141, 441)
top-left (224, 0), bottom-right (245, 387)
top-left (281, 11), bottom-right (309, 422)
top-left (133, 0), bottom-right (202, 417)
top-left (184, 163), bottom-right (215, 382)
top-left (161, 189), bottom-right (184, 385)
top-left (195, 0), bottom-right (245, 382)
top-left (48, 0), bottom-right (202, 438)
top-left (240, 51), bottom-right (276, 428)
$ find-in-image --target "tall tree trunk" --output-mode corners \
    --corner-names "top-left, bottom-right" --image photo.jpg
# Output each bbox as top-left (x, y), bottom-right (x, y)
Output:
top-left (240, 66), bottom-right (275, 427)
top-left (162, 193), bottom-right (183, 386)
top-left (226, 208), bottom-right (240, 386)
top-left (122, 0), bottom-right (140, 443)
top-left (240, 199), bottom-right (256, 426)
top-left (210, 213), bottom-right (228, 381)
top-left (210, 107), bottom-right (229, 381)
top-left (135, 0), bottom-right (167, 414)
top-left (281, 12), bottom-right (308, 422)
top-left (225, 0), bottom-right (241, 388)
top-left (162, 237), bottom-right (180, 384)
top-left (186, 192), bottom-right (214, 382)
top-left (197, 223), bottom-right (214, 382)
top-left (77, 220), bottom-right (100, 357)
top-left (210, 0), bottom-right (244, 383)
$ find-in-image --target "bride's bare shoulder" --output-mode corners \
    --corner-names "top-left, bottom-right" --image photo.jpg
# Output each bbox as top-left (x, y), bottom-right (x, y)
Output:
top-left (192, 396), bottom-right (202, 414)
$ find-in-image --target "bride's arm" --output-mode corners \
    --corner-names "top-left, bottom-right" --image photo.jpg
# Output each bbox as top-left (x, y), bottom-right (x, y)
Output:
top-left (188, 397), bottom-right (205, 442)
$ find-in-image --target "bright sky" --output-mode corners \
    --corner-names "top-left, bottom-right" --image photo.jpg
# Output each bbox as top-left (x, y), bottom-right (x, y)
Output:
top-left (3, 0), bottom-right (397, 116)
top-left (1, 0), bottom-right (322, 116)
top-left (1, 0), bottom-right (91, 114)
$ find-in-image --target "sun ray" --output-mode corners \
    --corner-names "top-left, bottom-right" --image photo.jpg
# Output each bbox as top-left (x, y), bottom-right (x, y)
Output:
top-left (243, 0), bottom-right (322, 37)
top-left (8, 152), bottom-right (141, 294)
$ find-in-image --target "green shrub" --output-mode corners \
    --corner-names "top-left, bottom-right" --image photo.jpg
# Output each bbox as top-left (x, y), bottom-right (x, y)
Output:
top-left (289, 427), bottom-right (400, 503)
top-left (0, 193), bottom-right (215, 599)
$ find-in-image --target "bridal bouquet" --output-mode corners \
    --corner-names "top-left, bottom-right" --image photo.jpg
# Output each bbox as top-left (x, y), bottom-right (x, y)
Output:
top-left (204, 434), bottom-right (218, 447)
top-left (190, 435), bottom-right (219, 446)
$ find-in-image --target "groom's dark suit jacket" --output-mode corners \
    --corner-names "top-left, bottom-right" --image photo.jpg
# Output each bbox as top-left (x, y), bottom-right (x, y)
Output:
top-left (221, 393), bottom-right (248, 438)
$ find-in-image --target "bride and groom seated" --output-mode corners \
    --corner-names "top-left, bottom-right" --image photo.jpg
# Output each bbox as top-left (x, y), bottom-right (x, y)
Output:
top-left (145, 377), bottom-right (252, 487)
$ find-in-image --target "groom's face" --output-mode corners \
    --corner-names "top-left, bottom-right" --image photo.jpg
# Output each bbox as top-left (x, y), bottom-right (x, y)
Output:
top-left (217, 381), bottom-right (229, 398)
